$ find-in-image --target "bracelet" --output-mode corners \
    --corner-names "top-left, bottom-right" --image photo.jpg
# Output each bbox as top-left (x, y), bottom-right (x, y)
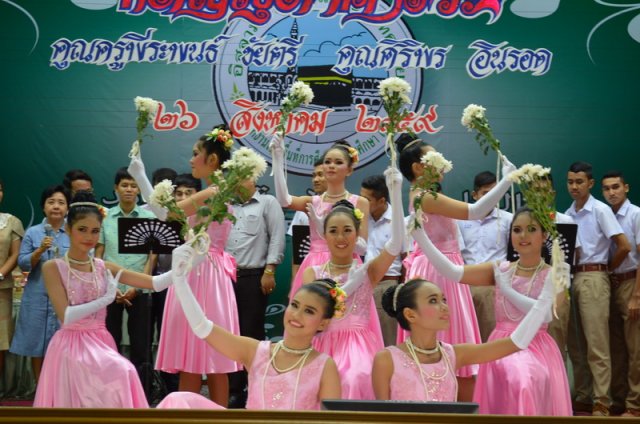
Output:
top-left (264, 268), bottom-right (275, 276)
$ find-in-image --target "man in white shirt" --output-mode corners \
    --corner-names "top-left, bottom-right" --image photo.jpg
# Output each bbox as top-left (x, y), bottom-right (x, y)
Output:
top-left (360, 174), bottom-right (405, 346)
top-left (457, 171), bottom-right (512, 342)
top-left (565, 161), bottom-right (631, 416)
top-left (286, 159), bottom-right (327, 281)
top-left (602, 170), bottom-right (640, 418)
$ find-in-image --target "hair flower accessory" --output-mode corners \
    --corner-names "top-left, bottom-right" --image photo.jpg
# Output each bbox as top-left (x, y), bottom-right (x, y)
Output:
top-left (346, 146), bottom-right (360, 165)
top-left (330, 285), bottom-right (348, 319)
top-left (206, 128), bottom-right (234, 151)
top-left (353, 208), bottom-right (364, 221)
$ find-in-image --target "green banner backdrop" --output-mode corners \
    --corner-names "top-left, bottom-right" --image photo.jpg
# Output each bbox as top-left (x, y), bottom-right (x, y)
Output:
top-left (1, 0), bottom-right (639, 338)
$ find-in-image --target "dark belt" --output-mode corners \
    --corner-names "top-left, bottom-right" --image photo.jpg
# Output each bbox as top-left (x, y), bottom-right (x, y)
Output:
top-left (381, 275), bottom-right (401, 282)
top-left (613, 270), bottom-right (637, 282)
top-left (236, 267), bottom-right (265, 277)
top-left (575, 263), bottom-right (608, 273)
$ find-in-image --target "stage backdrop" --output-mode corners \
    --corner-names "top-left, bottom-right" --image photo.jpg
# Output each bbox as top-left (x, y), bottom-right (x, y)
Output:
top-left (1, 0), bottom-right (639, 338)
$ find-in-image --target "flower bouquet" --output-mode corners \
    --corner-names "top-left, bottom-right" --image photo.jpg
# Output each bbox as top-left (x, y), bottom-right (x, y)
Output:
top-left (129, 96), bottom-right (160, 158)
top-left (276, 81), bottom-right (314, 136)
top-left (409, 151), bottom-right (453, 230)
top-left (379, 77), bottom-right (413, 167)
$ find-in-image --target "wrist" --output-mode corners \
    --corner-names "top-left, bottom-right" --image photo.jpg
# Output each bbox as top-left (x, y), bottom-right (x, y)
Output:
top-left (263, 268), bottom-right (275, 276)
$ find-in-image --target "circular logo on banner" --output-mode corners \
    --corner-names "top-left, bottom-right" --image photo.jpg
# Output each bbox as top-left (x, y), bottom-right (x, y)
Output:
top-left (213, 7), bottom-right (421, 175)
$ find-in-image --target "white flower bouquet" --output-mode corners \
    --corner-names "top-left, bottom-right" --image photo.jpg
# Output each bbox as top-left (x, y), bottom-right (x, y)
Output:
top-left (410, 151), bottom-right (453, 229)
top-left (277, 81), bottom-right (314, 136)
top-left (379, 77), bottom-right (413, 167)
top-left (461, 103), bottom-right (500, 155)
top-left (130, 96), bottom-right (160, 157)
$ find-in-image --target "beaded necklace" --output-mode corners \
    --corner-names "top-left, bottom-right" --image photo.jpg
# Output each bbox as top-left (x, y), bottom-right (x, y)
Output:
top-left (64, 252), bottom-right (99, 305)
top-left (405, 339), bottom-right (457, 401)
top-left (502, 259), bottom-right (544, 321)
top-left (261, 340), bottom-right (312, 410)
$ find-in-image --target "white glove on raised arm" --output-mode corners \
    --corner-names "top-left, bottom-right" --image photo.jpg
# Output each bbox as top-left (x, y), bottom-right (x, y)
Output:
top-left (63, 269), bottom-right (120, 325)
top-left (355, 237), bottom-right (368, 257)
top-left (383, 167), bottom-right (405, 256)
top-left (495, 266), bottom-right (550, 323)
top-left (340, 261), bottom-right (371, 296)
top-left (127, 151), bottom-right (168, 220)
top-left (171, 243), bottom-right (213, 339)
top-left (467, 155), bottom-right (516, 220)
top-left (510, 268), bottom-right (555, 349)
top-left (410, 225), bottom-right (464, 282)
top-left (269, 133), bottom-right (293, 207)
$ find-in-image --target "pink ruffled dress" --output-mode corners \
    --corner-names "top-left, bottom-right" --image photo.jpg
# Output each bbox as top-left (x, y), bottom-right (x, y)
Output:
top-left (473, 261), bottom-right (571, 415)
top-left (34, 259), bottom-right (148, 408)
top-left (400, 212), bottom-right (481, 377)
top-left (311, 265), bottom-right (384, 399)
top-left (288, 194), bottom-right (362, 299)
top-left (387, 343), bottom-right (457, 401)
top-left (157, 341), bottom-right (330, 410)
top-left (156, 217), bottom-right (241, 374)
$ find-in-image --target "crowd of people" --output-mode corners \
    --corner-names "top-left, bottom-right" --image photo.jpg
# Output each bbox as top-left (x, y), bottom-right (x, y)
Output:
top-left (0, 126), bottom-right (637, 418)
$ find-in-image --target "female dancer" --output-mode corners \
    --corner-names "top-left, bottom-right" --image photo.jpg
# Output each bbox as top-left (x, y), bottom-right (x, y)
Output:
top-left (407, 207), bottom-right (572, 415)
top-left (11, 185), bottom-right (70, 383)
top-left (0, 179), bottom-right (24, 378)
top-left (300, 167), bottom-right (405, 400)
top-left (157, 276), bottom-right (342, 410)
top-left (373, 272), bottom-right (558, 405)
top-left (128, 125), bottom-right (241, 405)
top-left (270, 136), bottom-right (370, 298)
top-left (36, 192), bottom-right (184, 407)
top-left (395, 135), bottom-right (515, 399)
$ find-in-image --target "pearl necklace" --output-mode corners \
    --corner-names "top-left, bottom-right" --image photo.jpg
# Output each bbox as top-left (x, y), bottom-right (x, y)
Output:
top-left (328, 261), bottom-right (353, 269)
top-left (66, 254), bottom-right (92, 265)
top-left (279, 341), bottom-right (313, 356)
top-left (502, 259), bottom-right (545, 321)
top-left (405, 339), bottom-right (457, 401)
top-left (516, 260), bottom-right (543, 272)
top-left (63, 253), bottom-right (99, 306)
top-left (407, 338), bottom-right (440, 355)
top-left (322, 190), bottom-right (348, 200)
top-left (261, 341), bottom-right (312, 410)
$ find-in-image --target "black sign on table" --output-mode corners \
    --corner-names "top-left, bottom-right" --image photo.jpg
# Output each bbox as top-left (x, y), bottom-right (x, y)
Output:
top-left (117, 218), bottom-right (183, 254)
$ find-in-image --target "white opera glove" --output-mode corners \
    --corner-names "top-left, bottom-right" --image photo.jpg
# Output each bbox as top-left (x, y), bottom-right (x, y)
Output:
top-left (269, 133), bottom-right (292, 207)
top-left (468, 154), bottom-right (516, 220)
top-left (306, 203), bottom-right (326, 240)
top-left (383, 167), bottom-right (405, 256)
top-left (510, 268), bottom-right (555, 349)
top-left (410, 225), bottom-right (464, 282)
top-left (63, 269), bottom-right (121, 325)
top-left (128, 151), bottom-right (168, 220)
top-left (496, 268), bottom-right (552, 323)
top-left (340, 261), bottom-right (372, 296)
top-left (355, 237), bottom-right (368, 256)
top-left (173, 272), bottom-right (214, 339)
top-left (152, 270), bottom-right (173, 292)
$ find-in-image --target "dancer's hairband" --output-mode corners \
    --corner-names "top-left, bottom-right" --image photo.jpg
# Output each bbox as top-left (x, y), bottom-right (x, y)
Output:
top-left (402, 138), bottom-right (422, 152)
top-left (70, 202), bottom-right (101, 208)
top-left (392, 284), bottom-right (402, 312)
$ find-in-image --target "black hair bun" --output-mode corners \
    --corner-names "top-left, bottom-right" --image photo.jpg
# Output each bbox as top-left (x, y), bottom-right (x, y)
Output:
top-left (71, 190), bottom-right (97, 205)
top-left (381, 285), bottom-right (398, 318)
top-left (332, 199), bottom-right (354, 211)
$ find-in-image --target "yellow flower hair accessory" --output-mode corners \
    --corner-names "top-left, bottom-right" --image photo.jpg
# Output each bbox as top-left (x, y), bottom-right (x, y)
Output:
top-left (206, 128), bottom-right (234, 151)
top-left (346, 146), bottom-right (359, 164)
top-left (353, 208), bottom-right (364, 221)
top-left (328, 285), bottom-right (348, 319)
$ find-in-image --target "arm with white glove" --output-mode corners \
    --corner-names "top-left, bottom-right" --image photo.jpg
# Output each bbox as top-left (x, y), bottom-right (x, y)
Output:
top-left (63, 269), bottom-right (120, 325)
top-left (127, 151), bottom-right (168, 220)
top-left (383, 167), bottom-right (405, 257)
top-left (170, 242), bottom-right (213, 339)
top-left (467, 154), bottom-right (516, 220)
top-left (269, 133), bottom-right (293, 207)
top-left (151, 240), bottom-right (209, 292)
top-left (510, 267), bottom-right (555, 349)
top-left (340, 261), bottom-right (371, 296)
top-left (410, 226), bottom-right (464, 282)
top-left (496, 267), bottom-right (551, 323)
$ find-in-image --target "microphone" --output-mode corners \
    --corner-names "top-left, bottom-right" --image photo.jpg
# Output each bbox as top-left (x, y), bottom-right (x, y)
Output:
top-left (43, 223), bottom-right (59, 257)
top-left (43, 223), bottom-right (53, 237)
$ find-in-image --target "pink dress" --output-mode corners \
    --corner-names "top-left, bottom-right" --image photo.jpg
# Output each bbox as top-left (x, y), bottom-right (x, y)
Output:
top-left (400, 212), bottom-right (481, 377)
top-left (387, 343), bottom-right (457, 401)
top-left (474, 261), bottom-right (571, 415)
top-left (289, 194), bottom-right (362, 299)
top-left (34, 259), bottom-right (148, 408)
top-left (156, 218), bottom-right (241, 374)
top-left (157, 341), bottom-right (330, 410)
top-left (311, 265), bottom-right (384, 400)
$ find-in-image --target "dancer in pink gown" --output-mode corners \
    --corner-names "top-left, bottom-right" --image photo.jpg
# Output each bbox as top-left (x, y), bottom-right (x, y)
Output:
top-left (157, 276), bottom-right (343, 410)
top-left (128, 124), bottom-right (241, 406)
top-left (372, 274), bottom-right (559, 403)
top-left (270, 135), bottom-right (370, 299)
top-left (394, 135), bottom-right (516, 400)
top-left (407, 207), bottom-right (572, 415)
top-left (301, 168), bottom-right (405, 400)
top-left (36, 193), bottom-right (184, 407)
